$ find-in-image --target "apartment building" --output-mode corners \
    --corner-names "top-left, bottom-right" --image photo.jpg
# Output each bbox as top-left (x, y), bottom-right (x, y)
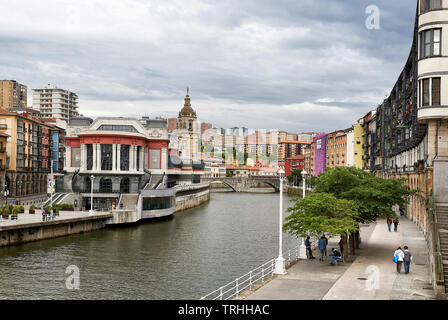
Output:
top-left (0, 80), bottom-right (27, 109)
top-left (33, 84), bottom-right (79, 122)
top-left (326, 130), bottom-right (348, 168)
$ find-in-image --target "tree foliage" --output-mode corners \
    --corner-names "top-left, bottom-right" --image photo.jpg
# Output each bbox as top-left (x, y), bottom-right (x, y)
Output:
top-left (284, 192), bottom-right (359, 238)
top-left (313, 167), bottom-right (413, 223)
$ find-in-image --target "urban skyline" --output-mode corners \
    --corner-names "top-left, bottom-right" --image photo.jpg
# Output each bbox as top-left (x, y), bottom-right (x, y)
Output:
top-left (0, 1), bottom-right (416, 132)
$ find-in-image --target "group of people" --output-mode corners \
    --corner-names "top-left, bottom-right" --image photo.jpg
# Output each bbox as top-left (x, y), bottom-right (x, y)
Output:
top-left (305, 235), bottom-right (343, 266)
top-left (41, 207), bottom-right (56, 221)
top-left (387, 217), bottom-right (400, 232)
top-left (393, 246), bottom-right (413, 274)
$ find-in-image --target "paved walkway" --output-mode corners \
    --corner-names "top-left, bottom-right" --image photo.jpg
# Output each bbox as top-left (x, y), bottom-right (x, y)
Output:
top-left (0, 211), bottom-right (111, 229)
top-left (245, 216), bottom-right (437, 300)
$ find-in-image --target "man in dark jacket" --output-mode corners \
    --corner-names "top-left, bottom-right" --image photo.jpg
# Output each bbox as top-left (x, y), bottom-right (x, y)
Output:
top-left (393, 218), bottom-right (399, 232)
top-left (305, 236), bottom-right (315, 259)
top-left (403, 246), bottom-right (412, 274)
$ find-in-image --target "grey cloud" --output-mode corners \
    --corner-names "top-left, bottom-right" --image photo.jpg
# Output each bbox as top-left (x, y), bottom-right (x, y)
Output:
top-left (0, 0), bottom-right (418, 132)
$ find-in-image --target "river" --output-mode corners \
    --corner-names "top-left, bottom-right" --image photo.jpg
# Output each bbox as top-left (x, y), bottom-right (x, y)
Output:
top-left (0, 192), bottom-right (301, 299)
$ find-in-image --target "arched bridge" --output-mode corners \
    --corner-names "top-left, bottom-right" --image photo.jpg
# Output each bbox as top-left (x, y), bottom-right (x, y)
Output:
top-left (201, 177), bottom-right (281, 192)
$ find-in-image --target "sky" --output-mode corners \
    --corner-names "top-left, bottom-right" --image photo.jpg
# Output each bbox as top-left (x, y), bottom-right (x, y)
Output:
top-left (0, 0), bottom-right (417, 133)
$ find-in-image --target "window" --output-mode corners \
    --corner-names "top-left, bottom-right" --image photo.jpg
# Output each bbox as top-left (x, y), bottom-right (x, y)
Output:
top-left (420, 28), bottom-right (441, 58)
top-left (422, 79), bottom-right (430, 106)
top-left (101, 144), bottom-right (112, 170)
top-left (432, 77), bottom-right (441, 105)
top-left (421, 0), bottom-right (442, 13)
top-left (99, 178), bottom-right (112, 193)
top-left (120, 145), bottom-right (130, 171)
top-left (420, 77), bottom-right (441, 107)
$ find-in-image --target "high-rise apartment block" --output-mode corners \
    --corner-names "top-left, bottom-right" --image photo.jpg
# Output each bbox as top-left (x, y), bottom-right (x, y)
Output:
top-left (0, 80), bottom-right (27, 109)
top-left (33, 84), bottom-right (79, 122)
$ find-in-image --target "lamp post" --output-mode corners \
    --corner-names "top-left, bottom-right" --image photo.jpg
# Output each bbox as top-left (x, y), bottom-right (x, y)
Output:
top-left (89, 175), bottom-right (94, 216)
top-left (274, 168), bottom-right (286, 275)
top-left (298, 169), bottom-right (308, 259)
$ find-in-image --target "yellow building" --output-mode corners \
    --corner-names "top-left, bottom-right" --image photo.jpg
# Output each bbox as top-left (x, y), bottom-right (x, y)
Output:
top-left (353, 123), bottom-right (363, 169)
top-left (0, 109), bottom-right (51, 200)
top-left (0, 80), bottom-right (27, 109)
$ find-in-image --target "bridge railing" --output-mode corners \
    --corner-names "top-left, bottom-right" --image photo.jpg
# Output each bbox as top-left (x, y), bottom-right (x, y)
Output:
top-left (199, 243), bottom-right (307, 300)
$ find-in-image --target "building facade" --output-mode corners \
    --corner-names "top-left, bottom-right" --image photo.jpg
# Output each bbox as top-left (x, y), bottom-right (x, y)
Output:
top-left (0, 80), bottom-right (27, 109)
top-left (33, 84), bottom-right (79, 122)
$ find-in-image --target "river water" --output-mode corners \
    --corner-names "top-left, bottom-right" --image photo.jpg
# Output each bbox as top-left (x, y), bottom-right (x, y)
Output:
top-left (0, 192), bottom-right (301, 299)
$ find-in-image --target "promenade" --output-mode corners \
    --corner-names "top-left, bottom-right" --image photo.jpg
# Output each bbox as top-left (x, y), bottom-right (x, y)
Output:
top-left (0, 211), bottom-right (112, 230)
top-left (245, 216), bottom-right (438, 300)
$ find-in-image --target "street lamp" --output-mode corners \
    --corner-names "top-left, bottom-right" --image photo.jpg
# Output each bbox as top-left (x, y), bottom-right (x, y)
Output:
top-left (89, 175), bottom-right (94, 216)
top-left (274, 168), bottom-right (286, 275)
top-left (298, 169), bottom-right (308, 259)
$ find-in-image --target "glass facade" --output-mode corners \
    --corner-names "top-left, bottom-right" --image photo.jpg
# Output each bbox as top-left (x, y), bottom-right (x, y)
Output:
top-left (101, 144), bottom-right (112, 170)
top-left (142, 197), bottom-right (173, 211)
top-left (97, 125), bottom-right (138, 133)
top-left (120, 145), bottom-right (130, 171)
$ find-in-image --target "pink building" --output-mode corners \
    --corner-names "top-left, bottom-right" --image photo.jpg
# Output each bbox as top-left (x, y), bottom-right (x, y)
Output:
top-left (313, 133), bottom-right (327, 176)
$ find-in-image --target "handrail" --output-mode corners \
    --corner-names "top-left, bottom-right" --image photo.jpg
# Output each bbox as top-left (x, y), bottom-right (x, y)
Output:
top-left (430, 189), bottom-right (444, 285)
top-left (199, 242), bottom-right (312, 300)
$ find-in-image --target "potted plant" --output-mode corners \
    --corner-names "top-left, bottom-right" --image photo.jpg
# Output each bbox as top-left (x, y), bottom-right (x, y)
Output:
top-left (1, 207), bottom-right (9, 219)
top-left (16, 205), bottom-right (24, 214)
top-left (29, 204), bottom-right (36, 214)
top-left (11, 207), bottom-right (18, 220)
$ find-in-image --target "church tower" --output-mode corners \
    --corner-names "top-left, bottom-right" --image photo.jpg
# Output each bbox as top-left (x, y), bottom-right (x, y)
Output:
top-left (176, 88), bottom-right (199, 159)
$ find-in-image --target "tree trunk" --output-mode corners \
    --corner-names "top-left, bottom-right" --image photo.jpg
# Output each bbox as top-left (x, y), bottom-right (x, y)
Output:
top-left (349, 233), bottom-right (356, 256)
top-left (341, 234), bottom-right (349, 261)
top-left (355, 230), bottom-right (361, 249)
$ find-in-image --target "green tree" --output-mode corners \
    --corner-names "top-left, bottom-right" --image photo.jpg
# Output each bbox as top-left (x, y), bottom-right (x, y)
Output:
top-left (284, 192), bottom-right (360, 238)
top-left (287, 170), bottom-right (302, 184)
top-left (314, 167), bottom-right (413, 223)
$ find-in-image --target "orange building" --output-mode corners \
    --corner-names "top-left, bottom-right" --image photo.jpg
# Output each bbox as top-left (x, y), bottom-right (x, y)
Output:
top-left (326, 130), bottom-right (347, 168)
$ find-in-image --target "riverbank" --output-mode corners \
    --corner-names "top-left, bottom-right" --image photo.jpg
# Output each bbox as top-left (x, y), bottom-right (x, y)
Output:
top-left (0, 211), bottom-right (112, 247)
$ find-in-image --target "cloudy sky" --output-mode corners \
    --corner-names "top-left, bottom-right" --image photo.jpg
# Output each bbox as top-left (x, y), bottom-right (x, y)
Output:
top-left (0, 0), bottom-right (417, 132)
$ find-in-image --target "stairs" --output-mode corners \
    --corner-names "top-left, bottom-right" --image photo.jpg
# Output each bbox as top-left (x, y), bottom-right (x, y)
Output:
top-left (436, 204), bottom-right (448, 293)
top-left (120, 194), bottom-right (139, 210)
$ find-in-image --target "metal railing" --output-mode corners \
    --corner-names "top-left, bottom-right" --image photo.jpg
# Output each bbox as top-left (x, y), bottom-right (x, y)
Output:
top-left (200, 243), bottom-right (308, 300)
top-left (430, 189), bottom-right (445, 286)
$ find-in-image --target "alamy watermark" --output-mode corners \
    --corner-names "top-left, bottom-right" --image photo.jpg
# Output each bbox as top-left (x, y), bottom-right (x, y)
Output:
top-left (66, 265), bottom-right (80, 290)
top-left (365, 5), bottom-right (381, 30)
top-left (365, 265), bottom-right (380, 291)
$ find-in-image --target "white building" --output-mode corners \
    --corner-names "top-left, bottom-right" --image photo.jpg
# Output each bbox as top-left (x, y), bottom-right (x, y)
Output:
top-left (345, 127), bottom-right (354, 167)
top-left (33, 84), bottom-right (79, 122)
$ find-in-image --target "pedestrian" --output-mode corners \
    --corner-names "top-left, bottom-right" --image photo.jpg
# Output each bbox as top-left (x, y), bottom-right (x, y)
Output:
top-left (42, 207), bottom-right (45, 221)
top-left (393, 218), bottom-right (399, 232)
top-left (403, 246), bottom-right (412, 274)
top-left (305, 236), bottom-right (315, 259)
top-left (399, 207), bottom-right (405, 216)
top-left (387, 217), bottom-right (392, 232)
top-left (394, 247), bottom-right (405, 273)
top-left (329, 248), bottom-right (342, 266)
top-left (318, 235), bottom-right (327, 261)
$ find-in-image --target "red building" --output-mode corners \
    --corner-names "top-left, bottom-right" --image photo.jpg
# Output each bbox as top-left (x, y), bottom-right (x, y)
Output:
top-left (284, 155), bottom-right (304, 177)
top-left (167, 118), bottom-right (177, 132)
top-left (201, 122), bottom-right (213, 134)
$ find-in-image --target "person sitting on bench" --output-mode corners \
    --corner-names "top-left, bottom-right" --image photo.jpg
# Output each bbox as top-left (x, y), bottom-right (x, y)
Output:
top-left (330, 248), bottom-right (342, 266)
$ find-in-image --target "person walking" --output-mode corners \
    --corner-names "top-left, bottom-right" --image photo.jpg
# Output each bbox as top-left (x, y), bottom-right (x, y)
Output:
top-left (403, 246), bottom-right (412, 274)
top-left (387, 217), bottom-right (392, 232)
top-left (305, 236), bottom-right (315, 259)
top-left (42, 207), bottom-right (45, 222)
top-left (394, 247), bottom-right (405, 273)
top-left (393, 218), bottom-right (399, 232)
top-left (318, 235), bottom-right (327, 261)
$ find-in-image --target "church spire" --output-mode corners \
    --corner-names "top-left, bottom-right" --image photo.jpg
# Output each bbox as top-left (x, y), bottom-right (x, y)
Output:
top-left (179, 87), bottom-right (196, 118)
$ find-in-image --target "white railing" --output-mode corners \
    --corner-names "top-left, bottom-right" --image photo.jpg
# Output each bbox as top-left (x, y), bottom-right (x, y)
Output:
top-left (199, 243), bottom-right (310, 300)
